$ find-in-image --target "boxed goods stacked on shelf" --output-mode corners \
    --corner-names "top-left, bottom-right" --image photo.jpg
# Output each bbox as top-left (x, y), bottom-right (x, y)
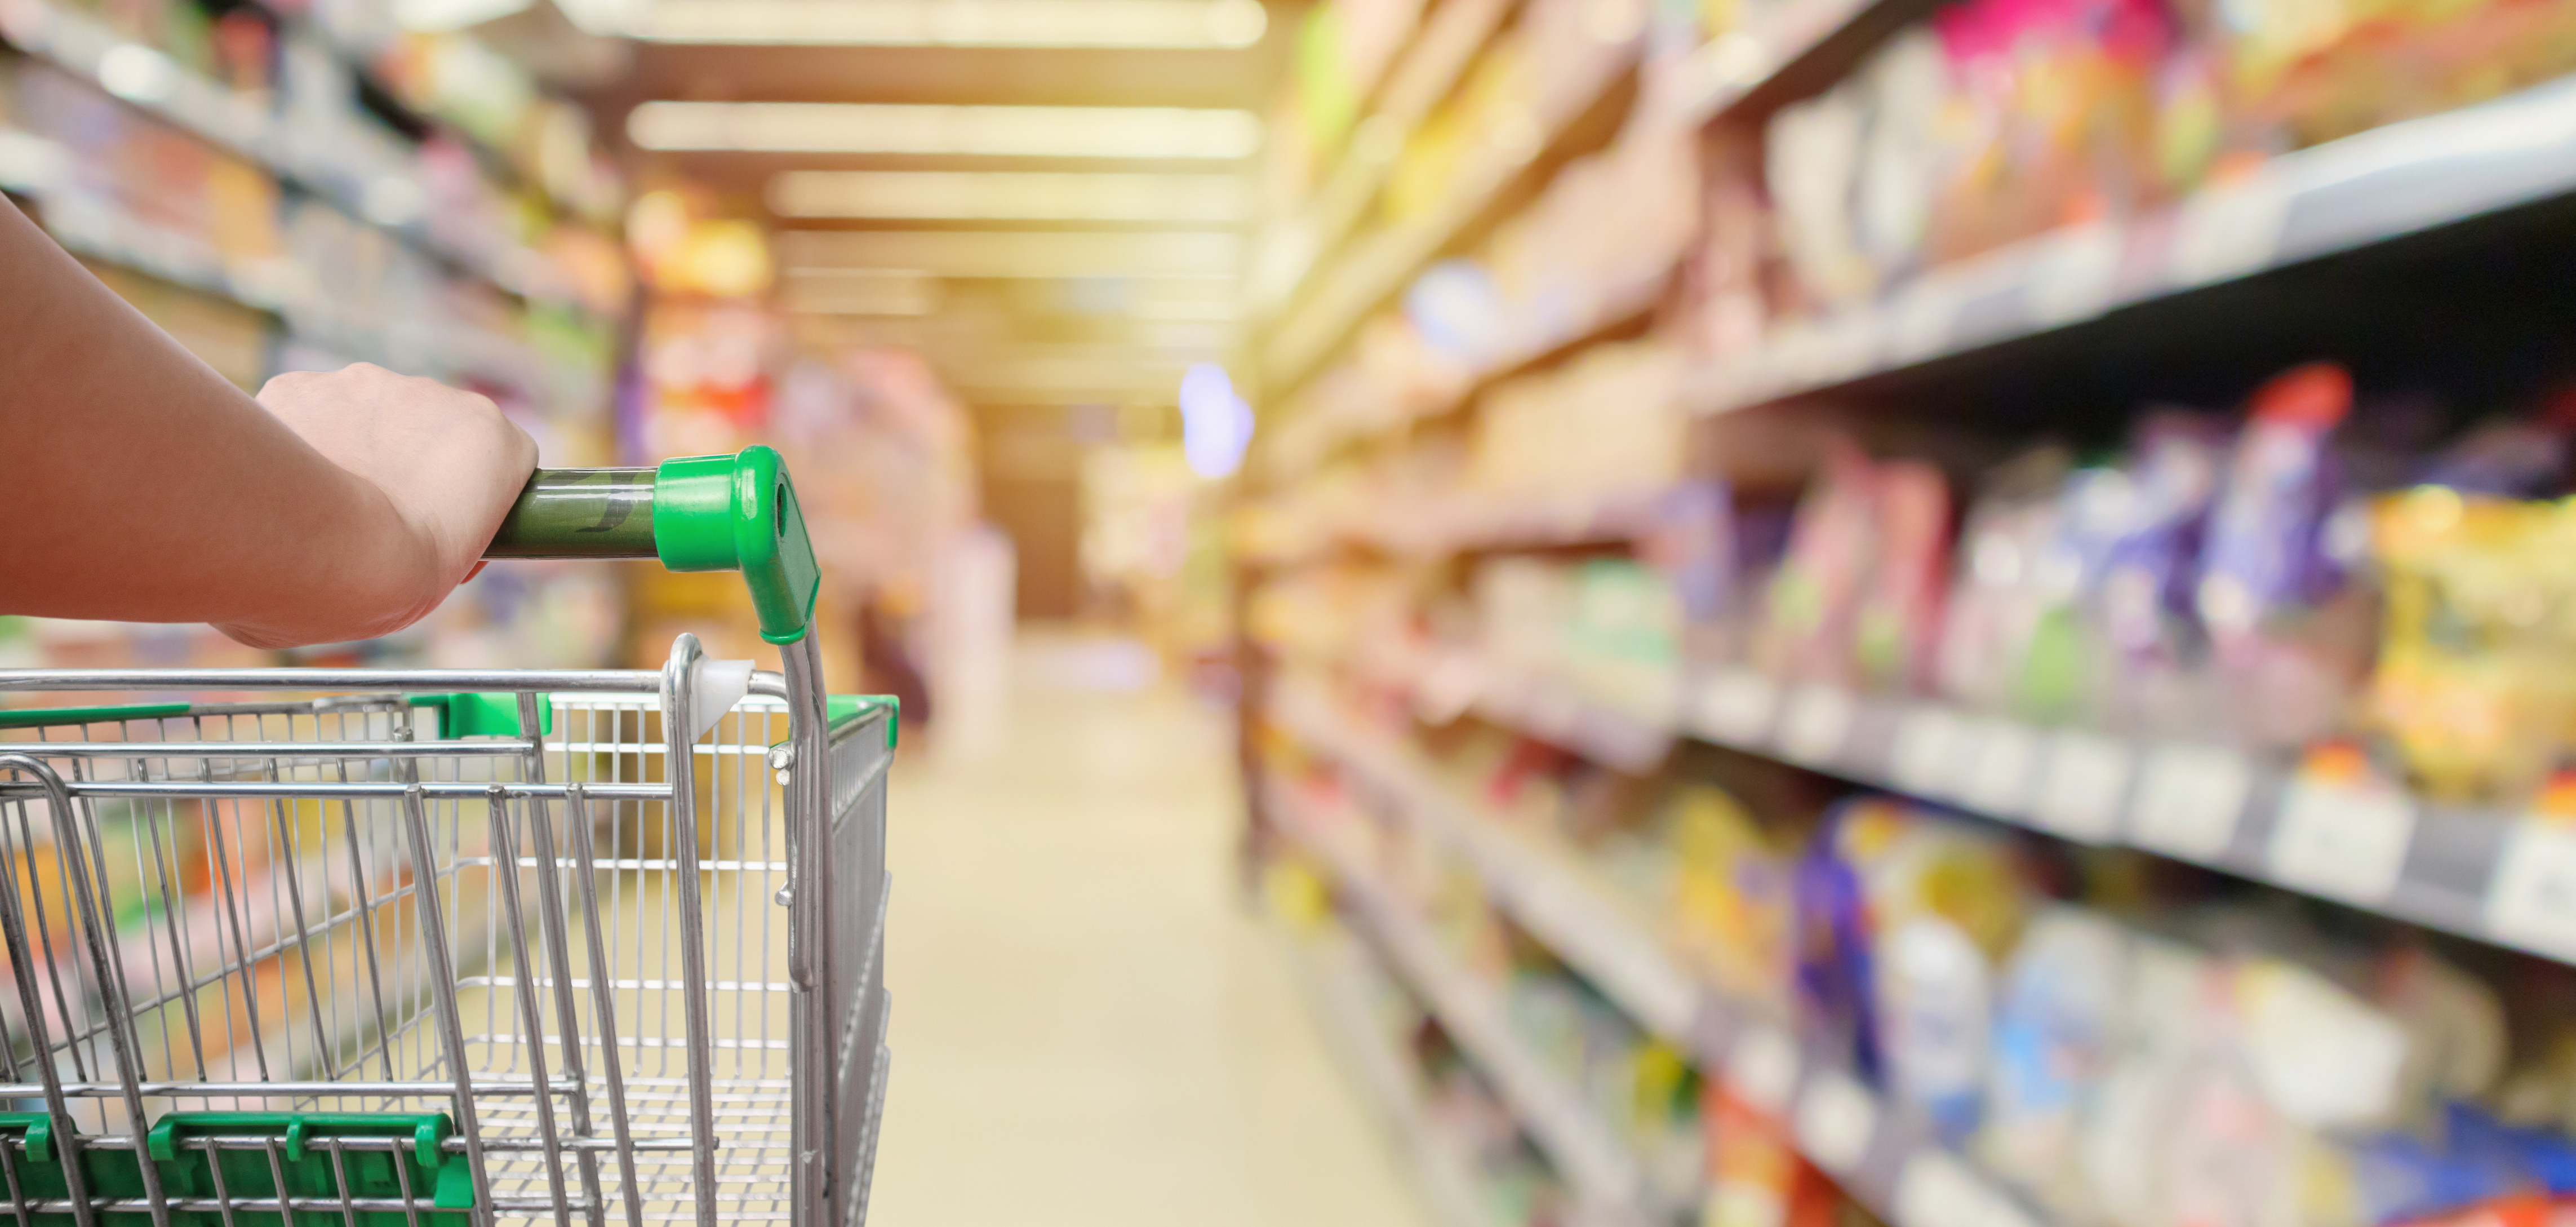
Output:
top-left (0, 0), bottom-right (631, 671)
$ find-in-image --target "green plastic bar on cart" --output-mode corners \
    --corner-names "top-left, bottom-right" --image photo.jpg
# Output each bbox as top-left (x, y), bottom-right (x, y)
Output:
top-left (0, 1110), bottom-right (474, 1227)
top-left (406, 692), bottom-right (552, 738)
top-left (0, 702), bottom-right (190, 729)
top-left (483, 446), bottom-right (821, 645)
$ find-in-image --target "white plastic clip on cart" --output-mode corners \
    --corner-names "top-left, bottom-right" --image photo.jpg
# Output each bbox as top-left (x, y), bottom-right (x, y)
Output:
top-left (0, 448), bottom-right (891, 1227)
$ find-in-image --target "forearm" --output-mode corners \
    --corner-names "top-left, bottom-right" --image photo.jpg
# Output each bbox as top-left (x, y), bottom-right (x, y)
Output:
top-left (0, 198), bottom-right (427, 637)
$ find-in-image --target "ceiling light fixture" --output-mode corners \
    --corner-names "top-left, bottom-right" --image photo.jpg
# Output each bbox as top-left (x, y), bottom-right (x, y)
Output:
top-left (779, 230), bottom-right (1242, 278)
top-left (769, 170), bottom-right (1249, 222)
top-left (779, 268), bottom-right (946, 316)
top-left (628, 101), bottom-right (1263, 159)
top-left (633, 0), bottom-right (1267, 48)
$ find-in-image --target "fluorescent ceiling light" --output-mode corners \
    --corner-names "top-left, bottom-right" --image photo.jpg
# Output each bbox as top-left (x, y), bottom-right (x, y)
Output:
top-left (634, 0), bottom-right (1267, 48)
top-left (780, 268), bottom-right (945, 316)
top-left (942, 352), bottom-right (1204, 396)
top-left (1131, 298), bottom-right (1239, 321)
top-left (780, 230), bottom-right (1241, 278)
top-left (394, 0), bottom-right (531, 30)
top-left (770, 171), bottom-right (1250, 223)
top-left (628, 102), bottom-right (1262, 159)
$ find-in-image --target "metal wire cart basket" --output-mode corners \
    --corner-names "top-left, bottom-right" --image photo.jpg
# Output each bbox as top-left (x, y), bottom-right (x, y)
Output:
top-left (0, 448), bottom-right (892, 1227)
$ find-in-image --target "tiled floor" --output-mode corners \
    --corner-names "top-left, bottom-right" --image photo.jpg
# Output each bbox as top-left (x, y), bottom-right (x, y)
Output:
top-left (865, 636), bottom-right (1429, 1226)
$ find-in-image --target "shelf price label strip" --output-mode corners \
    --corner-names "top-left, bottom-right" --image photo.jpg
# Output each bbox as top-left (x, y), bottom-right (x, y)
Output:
top-left (1262, 768), bottom-right (1651, 1221)
top-left (1272, 684), bottom-right (2060, 1227)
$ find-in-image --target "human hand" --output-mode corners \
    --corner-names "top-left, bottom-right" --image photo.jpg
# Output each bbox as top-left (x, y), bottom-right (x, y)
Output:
top-left (215, 364), bottom-right (536, 648)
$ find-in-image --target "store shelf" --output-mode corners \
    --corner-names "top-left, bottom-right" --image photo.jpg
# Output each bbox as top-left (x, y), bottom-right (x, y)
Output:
top-left (1673, 666), bottom-right (2576, 960)
top-left (1682, 71), bottom-right (2576, 416)
top-left (1276, 923), bottom-right (1510, 1227)
top-left (1260, 38), bottom-right (1641, 392)
top-left (1273, 683), bottom-right (2054, 1227)
top-left (1267, 272), bottom-right (1668, 483)
top-left (1283, 684), bottom-right (1694, 1032)
top-left (250, 0), bottom-right (610, 226)
top-left (1246, 0), bottom-right (1517, 320)
top-left (3, 125), bottom-right (554, 392)
top-left (0, 0), bottom-right (566, 307)
top-left (1342, 631), bottom-right (2576, 967)
top-left (1670, 0), bottom-right (1887, 122)
top-left (1343, 640), bottom-right (1675, 774)
top-left (1251, 484), bottom-right (1678, 572)
top-left (1267, 781), bottom-right (1654, 1225)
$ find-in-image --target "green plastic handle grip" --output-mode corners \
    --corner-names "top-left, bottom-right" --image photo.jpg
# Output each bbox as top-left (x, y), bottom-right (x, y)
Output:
top-left (483, 447), bottom-right (821, 644)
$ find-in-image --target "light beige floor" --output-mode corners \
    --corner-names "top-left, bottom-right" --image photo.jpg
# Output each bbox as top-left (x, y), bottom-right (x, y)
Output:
top-left (867, 636), bottom-right (1429, 1226)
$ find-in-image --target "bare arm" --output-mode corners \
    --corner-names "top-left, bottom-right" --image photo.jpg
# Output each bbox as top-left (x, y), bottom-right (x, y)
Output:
top-left (0, 197), bottom-right (535, 648)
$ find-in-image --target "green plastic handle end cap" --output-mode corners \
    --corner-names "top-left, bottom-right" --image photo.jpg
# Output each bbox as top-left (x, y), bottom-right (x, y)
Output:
top-left (652, 447), bottom-right (823, 644)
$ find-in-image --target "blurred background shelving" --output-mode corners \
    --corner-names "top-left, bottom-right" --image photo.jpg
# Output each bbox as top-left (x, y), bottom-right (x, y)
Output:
top-left (1237, 0), bottom-right (2576, 1217)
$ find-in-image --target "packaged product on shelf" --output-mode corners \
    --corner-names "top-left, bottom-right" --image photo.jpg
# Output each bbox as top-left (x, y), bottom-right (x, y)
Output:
top-left (1794, 796), bottom-right (2026, 1139)
top-left (1851, 458), bottom-right (1951, 693)
top-left (1662, 783), bottom-right (1800, 1009)
top-left (1418, 1040), bottom-right (1571, 1226)
top-left (1757, 441), bottom-right (1881, 684)
top-left (2368, 485), bottom-right (2576, 804)
top-left (1701, 1083), bottom-right (1845, 1227)
top-left (1726, 0), bottom-right (2576, 337)
top-left (1562, 558), bottom-right (1686, 714)
top-left (1404, 259), bottom-right (1508, 379)
top-left (1976, 906), bottom-right (2129, 1220)
top-left (2066, 411), bottom-right (2231, 730)
top-left (1925, 0), bottom-right (2175, 262)
top-left (1751, 441), bottom-right (1947, 690)
top-left (1653, 478), bottom-right (1787, 665)
top-left (1688, 151), bottom-right (1776, 360)
top-left (1386, 39), bottom-right (1528, 224)
top-left (1767, 28), bottom-right (1950, 308)
top-left (1479, 557), bottom-right (1576, 676)
top-left (2197, 362), bottom-right (2378, 749)
top-left (1466, 342), bottom-right (1686, 510)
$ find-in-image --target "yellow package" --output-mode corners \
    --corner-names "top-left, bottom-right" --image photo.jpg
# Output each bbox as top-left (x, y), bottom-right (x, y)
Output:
top-left (1664, 785), bottom-right (1797, 1009)
top-left (2369, 486), bottom-right (2576, 803)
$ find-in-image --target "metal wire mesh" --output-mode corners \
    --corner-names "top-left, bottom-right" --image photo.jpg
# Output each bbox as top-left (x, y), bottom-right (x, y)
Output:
top-left (0, 641), bottom-right (885, 1227)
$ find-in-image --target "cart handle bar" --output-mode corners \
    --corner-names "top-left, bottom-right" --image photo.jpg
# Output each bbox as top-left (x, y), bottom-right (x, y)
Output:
top-left (482, 447), bottom-right (820, 645)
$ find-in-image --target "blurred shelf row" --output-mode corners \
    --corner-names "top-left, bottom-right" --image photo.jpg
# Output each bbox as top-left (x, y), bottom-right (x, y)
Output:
top-left (1245, 0), bottom-right (2576, 1219)
top-left (1289, 633), bottom-right (2576, 969)
top-left (1248, 0), bottom-right (2576, 479)
top-left (1268, 684), bottom-right (2059, 1227)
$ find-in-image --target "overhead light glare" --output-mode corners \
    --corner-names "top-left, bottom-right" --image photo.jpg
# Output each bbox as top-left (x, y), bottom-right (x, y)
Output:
top-left (769, 170), bottom-right (1249, 222)
top-left (779, 268), bottom-right (945, 317)
top-left (635, 0), bottom-right (1267, 48)
top-left (629, 101), bottom-right (1263, 160)
top-left (780, 230), bottom-right (1242, 278)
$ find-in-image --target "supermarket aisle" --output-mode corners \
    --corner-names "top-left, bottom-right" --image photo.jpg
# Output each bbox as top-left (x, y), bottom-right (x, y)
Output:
top-left (867, 634), bottom-right (1428, 1226)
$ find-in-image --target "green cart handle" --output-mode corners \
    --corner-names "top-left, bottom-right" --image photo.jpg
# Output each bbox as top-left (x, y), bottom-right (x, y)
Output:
top-left (482, 446), bottom-right (821, 645)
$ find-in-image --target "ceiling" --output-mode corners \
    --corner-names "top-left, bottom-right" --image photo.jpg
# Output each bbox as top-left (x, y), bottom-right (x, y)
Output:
top-left (569, 6), bottom-right (1294, 415)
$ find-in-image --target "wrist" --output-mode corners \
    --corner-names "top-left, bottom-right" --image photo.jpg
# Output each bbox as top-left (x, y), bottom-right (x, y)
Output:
top-left (217, 472), bottom-right (445, 649)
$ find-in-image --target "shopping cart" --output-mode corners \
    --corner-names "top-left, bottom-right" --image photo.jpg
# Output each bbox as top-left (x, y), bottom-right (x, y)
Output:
top-left (0, 448), bottom-right (891, 1227)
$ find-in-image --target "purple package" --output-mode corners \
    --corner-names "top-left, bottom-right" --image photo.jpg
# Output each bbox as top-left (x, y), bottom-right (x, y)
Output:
top-left (2193, 364), bottom-right (2374, 746)
top-left (2196, 364), bottom-right (2353, 650)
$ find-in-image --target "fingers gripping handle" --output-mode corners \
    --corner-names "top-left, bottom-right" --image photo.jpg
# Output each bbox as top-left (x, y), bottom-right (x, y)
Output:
top-left (484, 446), bottom-right (822, 644)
